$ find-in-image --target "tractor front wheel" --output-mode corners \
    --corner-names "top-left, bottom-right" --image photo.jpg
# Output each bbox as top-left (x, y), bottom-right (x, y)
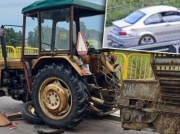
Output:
top-left (32, 63), bottom-right (88, 129)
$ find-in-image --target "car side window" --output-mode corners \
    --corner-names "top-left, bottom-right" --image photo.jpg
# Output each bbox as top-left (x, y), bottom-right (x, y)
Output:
top-left (161, 11), bottom-right (180, 22)
top-left (144, 14), bottom-right (162, 25)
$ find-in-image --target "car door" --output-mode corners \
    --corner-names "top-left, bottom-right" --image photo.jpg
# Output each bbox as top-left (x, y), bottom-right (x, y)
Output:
top-left (141, 13), bottom-right (171, 43)
top-left (161, 11), bottom-right (180, 41)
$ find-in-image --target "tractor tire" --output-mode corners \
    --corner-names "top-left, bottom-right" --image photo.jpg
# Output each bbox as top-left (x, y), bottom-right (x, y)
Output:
top-left (32, 63), bottom-right (88, 129)
top-left (21, 101), bottom-right (44, 125)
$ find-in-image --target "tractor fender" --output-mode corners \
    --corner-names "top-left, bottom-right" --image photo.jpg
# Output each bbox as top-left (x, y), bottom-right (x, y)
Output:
top-left (31, 56), bottom-right (91, 76)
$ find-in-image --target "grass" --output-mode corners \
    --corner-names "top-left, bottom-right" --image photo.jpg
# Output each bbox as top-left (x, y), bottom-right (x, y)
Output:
top-left (114, 51), bottom-right (153, 80)
top-left (105, 0), bottom-right (180, 79)
top-left (106, 0), bottom-right (180, 26)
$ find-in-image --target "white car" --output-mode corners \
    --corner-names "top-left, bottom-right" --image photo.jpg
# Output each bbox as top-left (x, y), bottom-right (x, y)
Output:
top-left (107, 5), bottom-right (180, 48)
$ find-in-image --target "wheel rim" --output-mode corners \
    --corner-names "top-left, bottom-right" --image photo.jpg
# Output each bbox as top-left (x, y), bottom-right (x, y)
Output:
top-left (141, 36), bottom-right (154, 45)
top-left (39, 77), bottom-right (71, 120)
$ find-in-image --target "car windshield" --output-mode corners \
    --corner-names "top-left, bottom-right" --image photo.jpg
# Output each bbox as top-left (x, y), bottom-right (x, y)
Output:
top-left (124, 10), bottom-right (145, 24)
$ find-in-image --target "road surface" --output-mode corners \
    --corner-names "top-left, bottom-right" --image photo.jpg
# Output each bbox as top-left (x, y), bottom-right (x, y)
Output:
top-left (0, 96), bottom-right (156, 134)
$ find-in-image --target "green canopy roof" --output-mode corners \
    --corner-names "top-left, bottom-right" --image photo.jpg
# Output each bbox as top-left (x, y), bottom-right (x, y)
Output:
top-left (22, 0), bottom-right (105, 14)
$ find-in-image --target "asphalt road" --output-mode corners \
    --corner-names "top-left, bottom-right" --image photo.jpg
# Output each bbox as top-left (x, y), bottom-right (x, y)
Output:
top-left (0, 97), bottom-right (156, 134)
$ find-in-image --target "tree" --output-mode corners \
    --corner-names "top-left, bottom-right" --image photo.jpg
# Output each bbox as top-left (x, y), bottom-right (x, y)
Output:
top-left (5, 28), bottom-right (22, 47)
top-left (27, 27), bottom-right (38, 48)
top-left (27, 31), bottom-right (34, 47)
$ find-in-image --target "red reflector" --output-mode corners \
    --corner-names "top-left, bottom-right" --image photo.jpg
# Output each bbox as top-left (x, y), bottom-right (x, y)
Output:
top-left (85, 55), bottom-right (90, 64)
top-left (119, 31), bottom-right (127, 36)
top-left (114, 55), bottom-right (117, 62)
top-left (81, 69), bottom-right (86, 75)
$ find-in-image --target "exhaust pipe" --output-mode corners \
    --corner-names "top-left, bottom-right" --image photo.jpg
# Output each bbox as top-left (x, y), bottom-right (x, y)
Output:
top-left (91, 96), bottom-right (115, 106)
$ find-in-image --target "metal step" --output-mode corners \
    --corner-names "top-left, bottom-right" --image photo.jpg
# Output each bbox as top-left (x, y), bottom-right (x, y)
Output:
top-left (154, 66), bottom-right (180, 71)
top-left (162, 93), bottom-right (180, 98)
top-left (161, 85), bottom-right (180, 89)
top-left (158, 77), bottom-right (180, 81)
top-left (161, 87), bottom-right (180, 94)
top-left (159, 80), bottom-right (180, 86)
top-left (155, 70), bottom-right (180, 77)
top-left (154, 58), bottom-right (180, 65)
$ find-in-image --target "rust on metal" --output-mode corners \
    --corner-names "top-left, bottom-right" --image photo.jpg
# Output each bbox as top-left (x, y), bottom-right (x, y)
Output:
top-left (6, 112), bottom-right (22, 121)
top-left (152, 54), bottom-right (180, 104)
top-left (156, 71), bottom-right (180, 77)
top-left (70, 6), bottom-right (74, 59)
top-left (153, 114), bottom-right (180, 134)
top-left (42, 82), bottom-right (68, 114)
top-left (121, 79), bottom-right (160, 101)
top-left (87, 105), bottom-right (119, 116)
top-left (122, 122), bottom-right (149, 131)
top-left (121, 108), bottom-right (158, 124)
top-left (154, 58), bottom-right (180, 65)
top-left (120, 53), bottom-right (180, 134)
top-left (22, 61), bottom-right (32, 92)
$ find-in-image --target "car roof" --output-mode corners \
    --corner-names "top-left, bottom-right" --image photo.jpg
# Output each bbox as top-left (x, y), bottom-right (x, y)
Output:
top-left (22, 0), bottom-right (105, 14)
top-left (139, 5), bottom-right (179, 15)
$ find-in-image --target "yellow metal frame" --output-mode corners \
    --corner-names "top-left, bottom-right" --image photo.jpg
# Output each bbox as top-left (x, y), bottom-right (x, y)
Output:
top-left (114, 52), bottom-right (127, 80)
top-left (2, 46), bottom-right (154, 80)
top-left (0, 46), bottom-right (16, 58)
top-left (15, 47), bottom-right (39, 58)
top-left (126, 53), bottom-right (154, 79)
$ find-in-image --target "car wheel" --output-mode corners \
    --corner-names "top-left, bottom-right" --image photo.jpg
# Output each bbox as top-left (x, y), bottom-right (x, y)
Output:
top-left (139, 35), bottom-right (156, 45)
top-left (21, 101), bottom-right (44, 125)
top-left (32, 63), bottom-right (88, 129)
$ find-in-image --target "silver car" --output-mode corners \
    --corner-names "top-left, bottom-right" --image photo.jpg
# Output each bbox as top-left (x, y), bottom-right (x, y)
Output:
top-left (107, 5), bottom-right (180, 48)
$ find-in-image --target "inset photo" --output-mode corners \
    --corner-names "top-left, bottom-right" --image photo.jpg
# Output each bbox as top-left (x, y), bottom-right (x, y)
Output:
top-left (103, 0), bottom-right (180, 54)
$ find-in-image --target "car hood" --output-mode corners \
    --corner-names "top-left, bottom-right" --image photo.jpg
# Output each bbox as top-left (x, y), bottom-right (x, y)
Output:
top-left (112, 19), bottom-right (131, 28)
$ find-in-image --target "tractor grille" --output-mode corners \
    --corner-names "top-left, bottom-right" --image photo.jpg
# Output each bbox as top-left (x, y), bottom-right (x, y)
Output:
top-left (152, 54), bottom-right (180, 105)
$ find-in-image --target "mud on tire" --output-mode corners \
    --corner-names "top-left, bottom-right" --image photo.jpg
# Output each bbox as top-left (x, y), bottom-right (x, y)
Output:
top-left (32, 63), bottom-right (88, 129)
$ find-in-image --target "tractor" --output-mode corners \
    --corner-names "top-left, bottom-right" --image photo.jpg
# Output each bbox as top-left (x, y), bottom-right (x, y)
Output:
top-left (0, 0), bottom-right (121, 129)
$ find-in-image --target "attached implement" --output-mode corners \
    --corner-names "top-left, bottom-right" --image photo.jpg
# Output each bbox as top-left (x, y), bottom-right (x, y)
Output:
top-left (119, 53), bottom-right (180, 134)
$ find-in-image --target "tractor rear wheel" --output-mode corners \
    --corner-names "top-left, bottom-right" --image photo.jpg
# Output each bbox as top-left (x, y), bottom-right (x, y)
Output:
top-left (32, 63), bottom-right (88, 129)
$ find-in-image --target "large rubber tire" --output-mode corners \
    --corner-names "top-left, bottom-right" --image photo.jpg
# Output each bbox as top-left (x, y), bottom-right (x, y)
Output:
top-left (32, 63), bottom-right (88, 129)
top-left (138, 34), bottom-right (156, 45)
top-left (21, 101), bottom-right (44, 125)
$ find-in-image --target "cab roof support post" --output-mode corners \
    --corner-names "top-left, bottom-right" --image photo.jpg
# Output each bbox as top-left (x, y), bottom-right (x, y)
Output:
top-left (21, 15), bottom-right (26, 59)
top-left (70, 6), bottom-right (74, 59)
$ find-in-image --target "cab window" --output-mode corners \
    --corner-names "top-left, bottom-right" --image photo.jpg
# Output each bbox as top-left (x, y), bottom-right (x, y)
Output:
top-left (24, 16), bottom-right (39, 55)
top-left (40, 8), bottom-right (70, 51)
top-left (80, 14), bottom-right (104, 49)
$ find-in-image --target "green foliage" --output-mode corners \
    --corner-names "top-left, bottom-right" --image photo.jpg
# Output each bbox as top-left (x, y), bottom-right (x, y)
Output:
top-left (127, 56), bottom-right (153, 79)
top-left (5, 28), bottom-right (22, 47)
top-left (106, 0), bottom-right (180, 26)
top-left (27, 21), bottom-right (102, 49)
top-left (27, 27), bottom-right (38, 48)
